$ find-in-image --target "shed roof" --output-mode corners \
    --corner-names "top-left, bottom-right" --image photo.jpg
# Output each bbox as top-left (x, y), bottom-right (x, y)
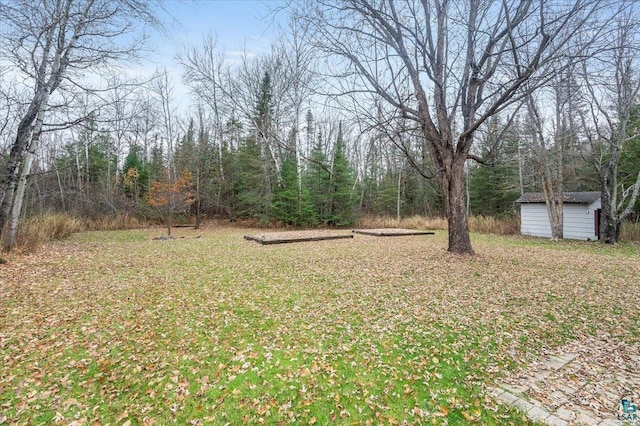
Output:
top-left (515, 192), bottom-right (601, 204)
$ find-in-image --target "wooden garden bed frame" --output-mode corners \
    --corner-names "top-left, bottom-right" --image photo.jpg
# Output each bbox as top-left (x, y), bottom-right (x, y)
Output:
top-left (352, 229), bottom-right (435, 237)
top-left (244, 233), bottom-right (354, 245)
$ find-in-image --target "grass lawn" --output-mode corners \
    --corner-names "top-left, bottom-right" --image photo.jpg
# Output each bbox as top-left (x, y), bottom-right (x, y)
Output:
top-left (1, 227), bottom-right (638, 425)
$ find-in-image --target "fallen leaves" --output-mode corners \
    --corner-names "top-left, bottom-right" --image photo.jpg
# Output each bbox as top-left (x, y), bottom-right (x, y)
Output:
top-left (0, 228), bottom-right (638, 424)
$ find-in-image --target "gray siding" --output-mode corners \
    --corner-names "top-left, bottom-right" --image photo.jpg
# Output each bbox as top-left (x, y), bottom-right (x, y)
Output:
top-left (520, 199), bottom-right (600, 241)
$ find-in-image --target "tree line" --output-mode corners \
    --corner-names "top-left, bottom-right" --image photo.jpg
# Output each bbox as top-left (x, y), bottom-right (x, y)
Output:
top-left (1, 0), bottom-right (640, 253)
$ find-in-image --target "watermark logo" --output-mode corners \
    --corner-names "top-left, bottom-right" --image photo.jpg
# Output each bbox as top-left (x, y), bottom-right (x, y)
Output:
top-left (618, 398), bottom-right (638, 423)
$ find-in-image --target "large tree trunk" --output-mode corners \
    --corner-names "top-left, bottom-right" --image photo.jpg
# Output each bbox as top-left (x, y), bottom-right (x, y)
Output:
top-left (4, 151), bottom-right (35, 251)
top-left (0, 92), bottom-right (45, 232)
top-left (547, 198), bottom-right (564, 241)
top-left (600, 163), bottom-right (640, 244)
top-left (600, 175), bottom-right (619, 244)
top-left (543, 174), bottom-right (564, 241)
top-left (600, 199), bottom-right (618, 244)
top-left (444, 157), bottom-right (473, 255)
top-left (2, 93), bottom-right (49, 251)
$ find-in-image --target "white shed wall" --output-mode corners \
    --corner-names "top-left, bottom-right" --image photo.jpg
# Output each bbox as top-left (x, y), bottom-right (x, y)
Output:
top-left (520, 204), bottom-right (552, 238)
top-left (520, 199), bottom-right (600, 241)
top-left (563, 203), bottom-right (598, 240)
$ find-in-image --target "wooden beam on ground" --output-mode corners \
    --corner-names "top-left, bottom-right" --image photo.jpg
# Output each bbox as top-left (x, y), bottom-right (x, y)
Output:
top-left (244, 234), bottom-right (354, 245)
top-left (352, 229), bottom-right (435, 237)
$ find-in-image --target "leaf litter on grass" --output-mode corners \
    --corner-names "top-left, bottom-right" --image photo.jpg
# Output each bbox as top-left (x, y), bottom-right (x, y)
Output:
top-left (1, 227), bottom-right (639, 425)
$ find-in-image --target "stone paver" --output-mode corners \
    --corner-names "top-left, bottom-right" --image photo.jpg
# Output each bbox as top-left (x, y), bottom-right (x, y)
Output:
top-left (512, 396), bottom-right (536, 413)
top-left (575, 411), bottom-right (600, 426)
top-left (489, 334), bottom-right (640, 425)
top-left (545, 415), bottom-right (569, 426)
top-left (528, 405), bottom-right (552, 423)
top-left (598, 419), bottom-right (621, 426)
top-left (555, 407), bottom-right (577, 422)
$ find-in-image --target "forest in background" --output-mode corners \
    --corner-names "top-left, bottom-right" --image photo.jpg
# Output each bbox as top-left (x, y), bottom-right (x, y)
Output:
top-left (1, 1), bottom-right (640, 251)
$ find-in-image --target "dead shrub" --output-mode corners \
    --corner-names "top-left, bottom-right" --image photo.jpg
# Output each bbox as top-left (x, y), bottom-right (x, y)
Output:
top-left (82, 213), bottom-right (144, 231)
top-left (620, 221), bottom-right (640, 242)
top-left (357, 214), bottom-right (518, 235)
top-left (12, 213), bottom-right (82, 253)
top-left (356, 215), bottom-right (448, 230)
top-left (468, 215), bottom-right (520, 235)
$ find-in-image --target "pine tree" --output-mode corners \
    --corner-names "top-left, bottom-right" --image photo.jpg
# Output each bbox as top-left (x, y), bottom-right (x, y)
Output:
top-left (241, 71), bottom-right (277, 219)
top-left (233, 136), bottom-right (268, 220)
top-left (469, 129), bottom-right (521, 217)
top-left (211, 117), bottom-right (242, 219)
top-left (255, 71), bottom-right (273, 140)
top-left (371, 171), bottom-right (399, 217)
top-left (328, 126), bottom-right (359, 225)
top-left (272, 155), bottom-right (314, 226)
top-left (304, 131), bottom-right (332, 224)
top-left (175, 119), bottom-right (196, 176)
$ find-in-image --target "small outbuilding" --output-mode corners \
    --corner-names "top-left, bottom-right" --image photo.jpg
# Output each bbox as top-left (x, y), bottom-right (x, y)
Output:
top-left (515, 192), bottom-right (601, 241)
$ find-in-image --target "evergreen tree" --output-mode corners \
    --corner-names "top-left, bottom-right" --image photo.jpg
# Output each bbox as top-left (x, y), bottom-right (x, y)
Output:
top-left (402, 163), bottom-right (444, 217)
top-left (175, 119), bottom-right (196, 176)
top-left (246, 70), bottom-right (277, 218)
top-left (328, 127), bottom-right (359, 225)
top-left (272, 155), bottom-right (314, 226)
top-left (304, 131), bottom-right (332, 224)
top-left (371, 170), bottom-right (398, 217)
top-left (233, 136), bottom-right (268, 220)
top-left (469, 131), bottom-right (521, 217)
top-left (255, 71), bottom-right (273, 139)
top-left (214, 118), bottom-right (242, 219)
top-left (304, 109), bottom-right (315, 158)
top-left (148, 137), bottom-right (166, 185)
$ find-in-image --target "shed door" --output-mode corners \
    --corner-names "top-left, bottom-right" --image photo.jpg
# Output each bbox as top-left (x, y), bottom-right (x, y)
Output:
top-left (595, 208), bottom-right (601, 238)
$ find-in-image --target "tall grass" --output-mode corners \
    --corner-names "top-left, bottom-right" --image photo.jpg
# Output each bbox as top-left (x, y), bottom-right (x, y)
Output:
top-left (82, 213), bottom-right (144, 231)
top-left (356, 214), bottom-right (448, 230)
top-left (12, 213), bottom-right (83, 253)
top-left (468, 215), bottom-right (520, 235)
top-left (357, 214), bottom-right (519, 235)
top-left (621, 221), bottom-right (640, 242)
top-left (7, 213), bottom-right (144, 253)
top-left (359, 214), bottom-right (639, 241)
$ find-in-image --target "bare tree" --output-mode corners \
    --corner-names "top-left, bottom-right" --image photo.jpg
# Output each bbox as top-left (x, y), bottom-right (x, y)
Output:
top-left (152, 68), bottom-right (179, 182)
top-left (525, 90), bottom-right (565, 240)
top-left (180, 29), bottom-right (316, 169)
top-left (580, 7), bottom-right (640, 243)
top-left (0, 0), bottom-right (161, 250)
top-left (299, 0), bottom-right (604, 254)
top-left (177, 34), bottom-right (231, 216)
top-left (100, 74), bottom-right (152, 212)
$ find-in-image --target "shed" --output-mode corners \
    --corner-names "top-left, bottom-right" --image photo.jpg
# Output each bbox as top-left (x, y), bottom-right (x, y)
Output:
top-left (515, 192), bottom-right (601, 241)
